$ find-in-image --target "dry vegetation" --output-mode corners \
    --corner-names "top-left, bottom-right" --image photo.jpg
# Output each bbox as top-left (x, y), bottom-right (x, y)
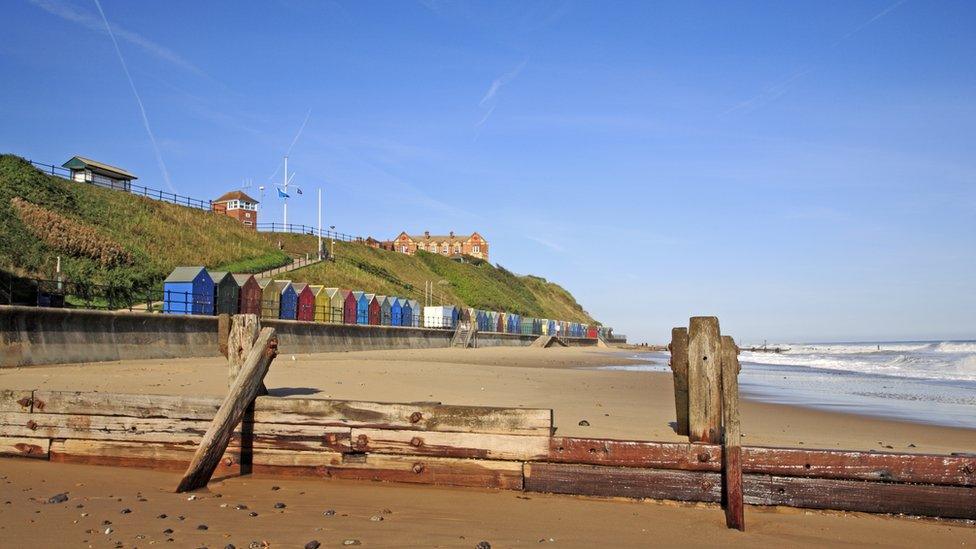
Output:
top-left (11, 197), bottom-right (132, 268)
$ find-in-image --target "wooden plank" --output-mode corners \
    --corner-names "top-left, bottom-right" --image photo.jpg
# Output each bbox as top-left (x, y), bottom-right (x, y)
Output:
top-left (549, 438), bottom-right (719, 470)
top-left (547, 437), bottom-right (976, 487)
top-left (669, 327), bottom-right (689, 436)
top-left (687, 317), bottom-right (722, 443)
top-left (50, 439), bottom-right (241, 477)
top-left (720, 335), bottom-right (744, 530)
top-left (249, 399), bottom-right (553, 436)
top-left (0, 436), bottom-right (49, 458)
top-left (31, 391), bottom-right (552, 435)
top-left (525, 462), bottom-right (976, 519)
top-left (350, 428), bottom-right (549, 461)
top-left (218, 313), bottom-right (231, 358)
top-left (525, 462), bottom-right (721, 502)
top-left (228, 314), bottom-right (266, 395)
top-left (0, 389), bottom-right (34, 413)
top-left (743, 475), bottom-right (976, 520)
top-left (0, 412), bottom-right (351, 451)
top-left (177, 327), bottom-right (278, 492)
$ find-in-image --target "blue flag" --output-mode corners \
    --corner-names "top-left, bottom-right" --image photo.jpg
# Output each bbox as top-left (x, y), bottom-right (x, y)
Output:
top-left (277, 187), bottom-right (289, 198)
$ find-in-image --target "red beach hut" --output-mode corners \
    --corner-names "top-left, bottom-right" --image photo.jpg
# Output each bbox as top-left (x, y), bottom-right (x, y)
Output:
top-left (294, 283), bottom-right (316, 322)
top-left (367, 294), bottom-right (381, 325)
top-left (233, 274), bottom-right (262, 315)
top-left (342, 290), bottom-right (358, 324)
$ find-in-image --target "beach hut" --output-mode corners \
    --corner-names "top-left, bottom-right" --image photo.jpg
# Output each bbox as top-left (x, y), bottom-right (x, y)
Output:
top-left (496, 312), bottom-right (505, 333)
top-left (424, 305), bottom-right (455, 328)
top-left (207, 271), bottom-right (238, 315)
top-left (407, 300), bottom-right (420, 326)
top-left (548, 319), bottom-right (557, 336)
top-left (521, 317), bottom-right (534, 335)
top-left (506, 314), bottom-right (515, 333)
top-left (390, 297), bottom-right (402, 326)
top-left (399, 299), bottom-right (412, 327)
top-left (540, 319), bottom-right (549, 335)
top-left (309, 285), bottom-right (327, 322)
top-left (163, 267), bottom-right (213, 315)
top-left (276, 281), bottom-right (297, 320)
top-left (378, 295), bottom-right (391, 325)
top-left (294, 283), bottom-right (315, 322)
top-left (234, 274), bottom-right (261, 315)
top-left (257, 278), bottom-right (280, 319)
top-left (353, 291), bottom-right (368, 324)
top-left (367, 294), bottom-right (381, 325)
top-left (343, 290), bottom-right (358, 324)
top-left (587, 325), bottom-right (598, 339)
top-left (323, 288), bottom-right (343, 323)
top-left (452, 307), bottom-right (460, 328)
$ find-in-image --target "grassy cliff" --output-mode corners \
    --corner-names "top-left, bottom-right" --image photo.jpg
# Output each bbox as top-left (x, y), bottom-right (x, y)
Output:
top-left (0, 154), bottom-right (596, 322)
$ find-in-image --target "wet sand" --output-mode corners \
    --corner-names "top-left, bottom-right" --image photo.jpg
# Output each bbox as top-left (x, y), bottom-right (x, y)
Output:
top-left (1, 459), bottom-right (973, 548)
top-left (1, 346), bottom-right (974, 546)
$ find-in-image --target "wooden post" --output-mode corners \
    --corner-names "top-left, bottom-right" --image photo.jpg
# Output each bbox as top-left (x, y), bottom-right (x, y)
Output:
top-left (720, 335), bottom-right (744, 531)
top-left (227, 314), bottom-right (267, 395)
top-left (669, 327), bottom-right (690, 436)
top-left (217, 313), bottom-right (231, 358)
top-left (176, 327), bottom-right (278, 492)
top-left (687, 316), bottom-right (721, 444)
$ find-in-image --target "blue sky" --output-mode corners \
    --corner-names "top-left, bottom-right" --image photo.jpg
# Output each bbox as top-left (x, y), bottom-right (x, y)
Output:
top-left (2, 0), bottom-right (974, 343)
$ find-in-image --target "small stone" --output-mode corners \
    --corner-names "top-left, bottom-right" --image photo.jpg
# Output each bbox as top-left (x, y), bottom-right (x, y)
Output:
top-left (187, 495), bottom-right (197, 501)
top-left (163, 528), bottom-right (174, 535)
top-left (476, 542), bottom-right (491, 549)
top-left (121, 508), bottom-right (132, 514)
top-left (197, 524), bottom-right (209, 530)
top-left (103, 520), bottom-right (113, 526)
top-left (908, 443), bottom-right (917, 448)
top-left (369, 515), bottom-right (384, 521)
top-left (220, 503), bottom-right (228, 508)
top-left (271, 486), bottom-right (281, 491)
top-left (274, 502), bottom-right (286, 509)
top-left (343, 540), bottom-right (361, 546)
top-left (157, 514), bottom-right (167, 519)
top-left (104, 527), bottom-right (113, 535)
top-left (47, 493), bottom-right (69, 504)
top-left (305, 541), bottom-right (321, 549)
top-left (177, 515), bottom-right (185, 521)
top-left (381, 508), bottom-right (392, 514)
top-left (323, 509), bottom-right (336, 516)
top-left (577, 420), bottom-right (589, 427)
top-left (249, 512), bottom-right (258, 517)
top-left (235, 504), bottom-right (248, 510)
top-left (225, 545), bottom-right (237, 549)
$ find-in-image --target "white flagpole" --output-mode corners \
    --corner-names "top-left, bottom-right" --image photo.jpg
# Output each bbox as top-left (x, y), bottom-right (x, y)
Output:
top-left (317, 187), bottom-right (322, 259)
top-left (282, 155), bottom-right (288, 227)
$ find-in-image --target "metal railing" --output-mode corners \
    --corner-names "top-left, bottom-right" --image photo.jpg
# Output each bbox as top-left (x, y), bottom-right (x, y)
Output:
top-left (256, 223), bottom-right (362, 243)
top-left (29, 160), bottom-right (215, 212)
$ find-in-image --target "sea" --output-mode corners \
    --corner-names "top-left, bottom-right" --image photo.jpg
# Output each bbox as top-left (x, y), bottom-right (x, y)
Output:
top-left (598, 340), bottom-right (976, 429)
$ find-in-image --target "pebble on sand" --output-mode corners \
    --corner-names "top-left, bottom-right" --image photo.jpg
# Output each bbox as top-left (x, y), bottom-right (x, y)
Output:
top-left (343, 540), bottom-right (361, 546)
top-left (305, 541), bottom-right (321, 549)
top-left (47, 493), bottom-right (69, 504)
top-left (476, 542), bottom-right (491, 549)
top-left (198, 524), bottom-right (209, 530)
top-left (578, 420), bottom-right (590, 427)
top-left (274, 502), bottom-right (286, 509)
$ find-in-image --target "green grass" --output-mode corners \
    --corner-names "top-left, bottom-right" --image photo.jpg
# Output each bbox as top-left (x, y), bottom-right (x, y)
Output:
top-left (0, 153), bottom-right (597, 323)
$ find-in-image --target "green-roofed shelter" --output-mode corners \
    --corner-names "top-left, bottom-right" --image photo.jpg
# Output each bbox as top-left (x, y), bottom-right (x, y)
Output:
top-left (62, 156), bottom-right (137, 191)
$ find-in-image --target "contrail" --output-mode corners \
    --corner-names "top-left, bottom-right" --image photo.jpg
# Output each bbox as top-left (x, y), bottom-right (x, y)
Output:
top-left (93, 0), bottom-right (174, 193)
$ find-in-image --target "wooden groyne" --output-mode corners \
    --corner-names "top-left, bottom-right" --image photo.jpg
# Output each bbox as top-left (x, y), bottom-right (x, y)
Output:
top-left (1, 388), bottom-right (973, 520)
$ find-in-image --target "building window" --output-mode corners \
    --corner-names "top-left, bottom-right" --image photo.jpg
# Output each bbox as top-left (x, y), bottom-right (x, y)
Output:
top-left (401, 246), bottom-right (408, 253)
top-left (473, 245), bottom-right (480, 253)
top-left (418, 243), bottom-right (425, 251)
top-left (244, 220), bottom-right (253, 226)
top-left (454, 245), bottom-right (461, 254)
top-left (442, 244), bottom-right (449, 253)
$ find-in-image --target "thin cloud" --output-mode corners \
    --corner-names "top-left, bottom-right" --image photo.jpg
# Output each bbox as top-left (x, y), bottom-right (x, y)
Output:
top-left (529, 236), bottom-right (565, 253)
top-left (475, 59), bottom-right (528, 132)
top-left (30, 0), bottom-right (208, 78)
top-left (93, 0), bottom-right (174, 193)
top-left (267, 108), bottom-right (314, 183)
top-left (723, 0), bottom-right (907, 116)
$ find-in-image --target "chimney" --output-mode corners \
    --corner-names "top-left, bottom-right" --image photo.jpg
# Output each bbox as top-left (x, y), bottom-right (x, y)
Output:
top-left (424, 230), bottom-right (430, 239)
top-left (449, 230), bottom-right (454, 238)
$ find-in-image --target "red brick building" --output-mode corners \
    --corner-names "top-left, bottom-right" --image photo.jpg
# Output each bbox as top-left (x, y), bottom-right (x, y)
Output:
top-left (392, 231), bottom-right (489, 261)
top-left (212, 191), bottom-right (259, 229)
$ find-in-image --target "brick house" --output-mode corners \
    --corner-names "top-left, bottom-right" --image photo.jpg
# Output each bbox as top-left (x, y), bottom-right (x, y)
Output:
top-left (392, 231), bottom-right (489, 261)
top-left (212, 190), bottom-right (259, 228)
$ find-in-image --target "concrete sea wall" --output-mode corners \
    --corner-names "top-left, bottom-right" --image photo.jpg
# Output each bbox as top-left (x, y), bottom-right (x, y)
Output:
top-left (1, 306), bottom-right (593, 367)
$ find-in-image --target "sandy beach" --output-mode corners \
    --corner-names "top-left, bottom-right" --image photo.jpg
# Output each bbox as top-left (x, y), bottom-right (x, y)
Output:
top-left (1, 346), bottom-right (974, 546)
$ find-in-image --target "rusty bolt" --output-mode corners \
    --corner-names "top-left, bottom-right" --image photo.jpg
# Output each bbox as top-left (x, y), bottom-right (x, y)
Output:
top-left (356, 434), bottom-right (369, 450)
top-left (409, 412), bottom-right (423, 424)
top-left (325, 433), bottom-right (337, 445)
top-left (411, 462), bottom-right (425, 474)
top-left (223, 457), bottom-right (234, 466)
top-left (964, 463), bottom-right (974, 474)
top-left (16, 397), bottom-right (32, 409)
top-left (26, 419), bottom-right (38, 431)
top-left (410, 437), bottom-right (424, 448)
top-left (33, 398), bottom-right (45, 411)
top-left (697, 451), bottom-right (711, 463)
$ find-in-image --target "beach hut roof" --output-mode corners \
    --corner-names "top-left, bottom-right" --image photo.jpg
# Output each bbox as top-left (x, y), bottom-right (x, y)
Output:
top-left (232, 274), bottom-right (254, 286)
top-left (206, 270), bottom-right (232, 284)
top-left (164, 266), bottom-right (207, 283)
top-left (292, 282), bottom-right (309, 293)
top-left (257, 278), bottom-right (275, 289)
top-left (273, 280), bottom-right (293, 293)
top-left (365, 293), bottom-right (376, 301)
top-left (309, 285), bottom-right (325, 296)
top-left (352, 290), bottom-right (364, 299)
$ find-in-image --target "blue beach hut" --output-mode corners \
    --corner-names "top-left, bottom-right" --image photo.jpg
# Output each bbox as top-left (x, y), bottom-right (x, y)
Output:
top-left (163, 266), bottom-right (213, 315)
top-left (276, 280), bottom-right (297, 320)
top-left (355, 291), bottom-right (370, 324)
top-left (400, 299), bottom-right (412, 327)
top-left (391, 297), bottom-right (402, 326)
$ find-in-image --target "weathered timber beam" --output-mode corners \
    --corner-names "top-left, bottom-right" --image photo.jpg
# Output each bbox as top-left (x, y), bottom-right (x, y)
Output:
top-left (720, 335), bottom-right (744, 530)
top-left (350, 428), bottom-right (549, 461)
top-left (177, 327), bottom-right (278, 492)
top-left (547, 437), bottom-right (976, 487)
top-left (525, 462), bottom-right (976, 519)
top-left (688, 317), bottom-right (722, 443)
top-left (0, 436), bottom-right (49, 458)
top-left (0, 390), bottom-right (34, 413)
top-left (24, 390), bottom-right (552, 436)
top-left (669, 327), bottom-right (689, 436)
